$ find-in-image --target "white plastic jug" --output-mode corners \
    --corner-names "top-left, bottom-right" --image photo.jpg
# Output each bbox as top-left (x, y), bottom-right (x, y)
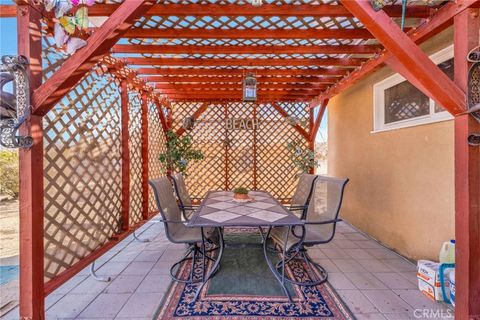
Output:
top-left (439, 240), bottom-right (455, 263)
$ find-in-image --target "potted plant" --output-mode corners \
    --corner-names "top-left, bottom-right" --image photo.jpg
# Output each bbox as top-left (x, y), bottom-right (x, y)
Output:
top-left (232, 187), bottom-right (249, 200)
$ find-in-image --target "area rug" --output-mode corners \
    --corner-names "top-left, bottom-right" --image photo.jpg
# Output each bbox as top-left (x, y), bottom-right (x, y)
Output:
top-left (154, 228), bottom-right (353, 319)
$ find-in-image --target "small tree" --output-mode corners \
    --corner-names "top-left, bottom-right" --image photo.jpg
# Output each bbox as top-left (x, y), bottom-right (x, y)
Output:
top-left (286, 139), bottom-right (319, 173)
top-left (159, 130), bottom-right (203, 176)
top-left (0, 150), bottom-right (19, 199)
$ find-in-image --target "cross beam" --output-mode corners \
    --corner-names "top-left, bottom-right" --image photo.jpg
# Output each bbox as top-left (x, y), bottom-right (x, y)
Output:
top-left (340, 0), bottom-right (466, 115)
top-left (146, 76), bottom-right (335, 84)
top-left (135, 68), bottom-right (348, 77)
top-left (31, 0), bottom-right (156, 116)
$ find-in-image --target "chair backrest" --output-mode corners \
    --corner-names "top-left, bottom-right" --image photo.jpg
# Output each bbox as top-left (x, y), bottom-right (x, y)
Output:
top-left (304, 175), bottom-right (349, 245)
top-left (172, 173), bottom-right (193, 208)
top-left (149, 176), bottom-right (189, 244)
top-left (291, 173), bottom-right (318, 212)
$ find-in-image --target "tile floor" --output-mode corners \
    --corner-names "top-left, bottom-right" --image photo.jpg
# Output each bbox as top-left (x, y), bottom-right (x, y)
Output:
top-left (4, 219), bottom-right (453, 320)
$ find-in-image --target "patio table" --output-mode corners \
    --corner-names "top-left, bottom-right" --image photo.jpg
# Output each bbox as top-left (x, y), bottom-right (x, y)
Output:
top-left (187, 190), bottom-right (304, 302)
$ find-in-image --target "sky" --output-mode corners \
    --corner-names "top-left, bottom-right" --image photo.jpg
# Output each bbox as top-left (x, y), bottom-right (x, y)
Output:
top-left (0, 5), bottom-right (327, 143)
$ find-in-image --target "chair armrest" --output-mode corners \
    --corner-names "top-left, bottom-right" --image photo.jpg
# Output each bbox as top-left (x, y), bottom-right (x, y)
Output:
top-left (180, 205), bottom-right (198, 210)
top-left (304, 218), bottom-right (343, 225)
top-left (157, 219), bottom-right (186, 224)
top-left (288, 205), bottom-right (308, 211)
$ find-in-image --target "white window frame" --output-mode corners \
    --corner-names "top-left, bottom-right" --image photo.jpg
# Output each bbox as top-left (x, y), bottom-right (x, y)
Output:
top-left (372, 44), bottom-right (454, 133)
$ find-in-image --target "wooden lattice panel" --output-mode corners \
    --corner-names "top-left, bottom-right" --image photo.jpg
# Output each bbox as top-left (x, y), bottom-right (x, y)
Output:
top-left (128, 92), bottom-right (144, 226)
top-left (254, 102), bottom-right (306, 199)
top-left (182, 103), bottom-right (227, 197)
top-left (226, 102), bottom-right (255, 190)
top-left (148, 102), bottom-right (167, 212)
top-left (43, 72), bottom-right (122, 280)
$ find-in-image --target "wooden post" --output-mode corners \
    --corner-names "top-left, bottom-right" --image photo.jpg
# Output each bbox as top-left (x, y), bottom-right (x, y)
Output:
top-left (120, 80), bottom-right (130, 230)
top-left (17, 4), bottom-right (45, 319)
top-left (253, 103), bottom-right (258, 190)
top-left (141, 92), bottom-right (149, 219)
top-left (224, 102), bottom-right (230, 190)
top-left (454, 8), bottom-right (480, 320)
top-left (308, 108), bottom-right (315, 174)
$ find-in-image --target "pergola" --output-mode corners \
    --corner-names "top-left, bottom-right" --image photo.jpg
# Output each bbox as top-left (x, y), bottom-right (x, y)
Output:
top-left (2, 0), bottom-right (479, 319)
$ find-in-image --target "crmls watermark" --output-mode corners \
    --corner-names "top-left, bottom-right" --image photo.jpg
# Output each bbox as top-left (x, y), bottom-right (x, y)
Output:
top-left (413, 308), bottom-right (454, 319)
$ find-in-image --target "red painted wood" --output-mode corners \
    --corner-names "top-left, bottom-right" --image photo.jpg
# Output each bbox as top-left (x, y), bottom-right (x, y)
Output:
top-left (271, 102), bottom-right (310, 141)
top-left (253, 104), bottom-right (258, 190)
top-left (147, 76), bottom-right (334, 84)
top-left (141, 92), bottom-right (149, 220)
top-left (120, 80), bottom-right (130, 231)
top-left (454, 8), bottom-right (480, 319)
top-left (126, 57), bottom-right (366, 67)
top-left (17, 4), bottom-right (45, 319)
top-left (113, 44), bottom-right (382, 55)
top-left (153, 83), bottom-right (330, 91)
top-left (154, 99), bottom-right (169, 133)
top-left (137, 68), bottom-right (348, 77)
top-left (176, 102), bottom-right (209, 137)
top-left (310, 99), bottom-right (328, 142)
top-left (311, 0), bottom-right (480, 107)
top-left (31, 0), bottom-right (155, 117)
top-left (340, 0), bottom-right (466, 115)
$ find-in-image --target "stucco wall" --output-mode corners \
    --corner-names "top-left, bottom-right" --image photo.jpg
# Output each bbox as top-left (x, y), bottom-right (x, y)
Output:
top-left (328, 28), bottom-right (454, 261)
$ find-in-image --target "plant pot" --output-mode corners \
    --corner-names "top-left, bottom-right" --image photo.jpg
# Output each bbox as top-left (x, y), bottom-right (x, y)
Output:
top-left (233, 193), bottom-right (249, 200)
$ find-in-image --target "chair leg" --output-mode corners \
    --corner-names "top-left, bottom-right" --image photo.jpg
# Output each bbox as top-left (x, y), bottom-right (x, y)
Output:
top-left (169, 243), bottom-right (220, 284)
top-left (275, 248), bottom-right (328, 286)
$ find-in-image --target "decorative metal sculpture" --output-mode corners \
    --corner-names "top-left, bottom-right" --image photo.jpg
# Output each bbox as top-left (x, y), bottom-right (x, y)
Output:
top-left (0, 55), bottom-right (33, 149)
top-left (182, 116), bottom-right (195, 131)
top-left (467, 47), bottom-right (480, 146)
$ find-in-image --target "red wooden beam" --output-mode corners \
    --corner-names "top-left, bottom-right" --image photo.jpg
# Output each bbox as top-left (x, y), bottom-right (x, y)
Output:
top-left (146, 76), bottom-right (335, 84)
top-left (112, 44), bottom-right (382, 55)
top-left (311, 0), bottom-right (480, 107)
top-left (141, 92), bottom-right (149, 220)
top-left (154, 83), bottom-right (328, 91)
top-left (120, 80), bottom-right (130, 231)
top-left (310, 99), bottom-right (328, 142)
top-left (136, 68), bottom-right (348, 77)
top-left (340, 0), bottom-right (466, 115)
top-left (160, 89), bottom-right (319, 96)
top-left (176, 102), bottom-right (209, 137)
top-left (154, 99), bottom-right (169, 133)
top-left (31, 0), bottom-right (155, 117)
top-left (454, 8), bottom-right (480, 320)
top-left (126, 57), bottom-right (366, 67)
top-left (271, 102), bottom-right (310, 141)
top-left (123, 28), bottom-right (373, 39)
top-left (17, 4), bottom-right (45, 319)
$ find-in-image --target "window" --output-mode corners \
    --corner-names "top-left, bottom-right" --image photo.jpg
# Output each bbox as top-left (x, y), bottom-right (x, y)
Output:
top-left (373, 45), bottom-right (454, 132)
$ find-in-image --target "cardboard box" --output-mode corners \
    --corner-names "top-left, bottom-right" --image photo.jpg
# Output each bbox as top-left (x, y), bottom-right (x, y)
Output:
top-left (417, 260), bottom-right (449, 302)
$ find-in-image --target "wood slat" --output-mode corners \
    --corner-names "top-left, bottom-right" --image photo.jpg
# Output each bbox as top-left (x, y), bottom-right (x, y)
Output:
top-left (127, 57), bottom-right (366, 67)
top-left (112, 44), bottom-right (382, 55)
top-left (154, 83), bottom-right (329, 90)
top-left (145, 76), bottom-right (336, 83)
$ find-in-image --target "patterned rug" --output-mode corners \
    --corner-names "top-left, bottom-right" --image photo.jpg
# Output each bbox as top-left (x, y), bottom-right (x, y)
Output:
top-left (154, 229), bottom-right (353, 319)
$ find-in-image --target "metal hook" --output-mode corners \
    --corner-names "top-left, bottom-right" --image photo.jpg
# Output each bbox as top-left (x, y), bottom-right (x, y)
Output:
top-left (89, 261), bottom-right (111, 282)
top-left (133, 231), bottom-right (150, 243)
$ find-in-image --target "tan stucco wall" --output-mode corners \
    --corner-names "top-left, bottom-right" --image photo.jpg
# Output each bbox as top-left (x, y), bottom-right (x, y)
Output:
top-left (328, 28), bottom-right (454, 261)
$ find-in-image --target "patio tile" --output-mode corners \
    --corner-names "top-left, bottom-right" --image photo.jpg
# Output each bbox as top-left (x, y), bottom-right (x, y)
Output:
top-left (344, 272), bottom-right (388, 290)
top-left (322, 248), bottom-right (351, 259)
top-left (103, 275), bottom-right (145, 293)
top-left (45, 293), bottom-right (63, 308)
top-left (311, 258), bottom-right (340, 272)
top-left (70, 276), bottom-right (111, 294)
top-left (95, 261), bottom-right (131, 276)
top-left (393, 289), bottom-right (451, 311)
top-left (362, 290), bottom-right (412, 314)
top-left (110, 250), bottom-right (142, 263)
top-left (116, 292), bottom-right (164, 318)
top-left (143, 242), bottom-right (169, 252)
top-left (365, 248), bottom-right (402, 260)
top-left (121, 261), bottom-right (155, 276)
top-left (336, 289), bottom-right (379, 314)
top-left (355, 314), bottom-right (387, 320)
top-left (357, 259), bottom-right (394, 273)
top-left (134, 250), bottom-right (165, 262)
top-left (331, 259), bottom-right (367, 273)
top-left (306, 248), bottom-right (327, 259)
top-left (77, 293), bottom-right (131, 319)
top-left (382, 259), bottom-right (417, 273)
top-left (344, 233), bottom-right (369, 241)
top-left (383, 313), bottom-right (416, 320)
top-left (397, 271), bottom-right (419, 285)
top-left (355, 240), bottom-right (385, 249)
top-left (374, 273), bottom-right (417, 290)
top-left (344, 248), bottom-right (376, 260)
top-left (53, 275), bottom-right (88, 294)
top-left (332, 239), bottom-right (359, 249)
top-left (150, 260), bottom-right (174, 275)
top-left (46, 293), bottom-right (98, 319)
top-left (135, 274), bottom-right (171, 293)
top-left (159, 248), bottom-right (187, 262)
top-left (327, 272), bottom-right (356, 290)
top-left (1, 307), bottom-right (18, 320)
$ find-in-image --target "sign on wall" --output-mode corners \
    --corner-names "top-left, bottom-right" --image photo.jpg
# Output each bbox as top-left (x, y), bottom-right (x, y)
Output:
top-left (225, 118), bottom-right (260, 130)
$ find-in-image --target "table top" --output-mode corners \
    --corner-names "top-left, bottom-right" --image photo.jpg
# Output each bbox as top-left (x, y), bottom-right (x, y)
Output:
top-left (187, 190), bottom-right (303, 228)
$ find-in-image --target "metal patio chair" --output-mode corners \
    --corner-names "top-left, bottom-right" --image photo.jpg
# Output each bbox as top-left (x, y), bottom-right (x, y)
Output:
top-left (270, 175), bottom-right (349, 286)
top-left (172, 173), bottom-right (201, 221)
top-left (149, 176), bottom-right (219, 284)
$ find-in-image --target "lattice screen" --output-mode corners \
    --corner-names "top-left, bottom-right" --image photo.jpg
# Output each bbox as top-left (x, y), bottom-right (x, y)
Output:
top-left (148, 102), bottom-right (167, 213)
top-left (172, 101), bottom-right (307, 199)
top-left (128, 92), bottom-right (144, 226)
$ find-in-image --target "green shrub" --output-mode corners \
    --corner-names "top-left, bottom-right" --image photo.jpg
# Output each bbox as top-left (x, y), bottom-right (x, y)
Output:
top-left (232, 187), bottom-right (248, 194)
top-left (0, 150), bottom-right (19, 199)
